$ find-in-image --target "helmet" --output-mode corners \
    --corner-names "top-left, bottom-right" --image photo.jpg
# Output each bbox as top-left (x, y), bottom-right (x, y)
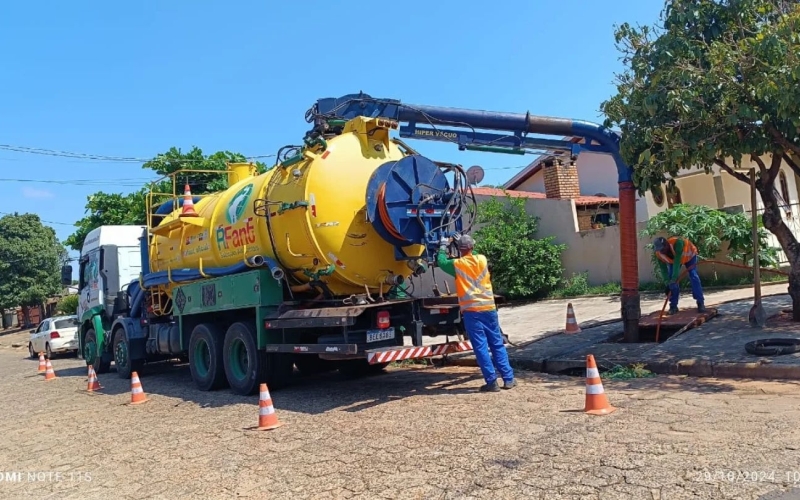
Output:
top-left (653, 237), bottom-right (668, 252)
top-left (457, 234), bottom-right (475, 251)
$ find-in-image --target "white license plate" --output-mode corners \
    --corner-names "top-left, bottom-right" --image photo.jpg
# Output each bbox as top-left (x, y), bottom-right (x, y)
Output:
top-left (366, 328), bottom-right (395, 343)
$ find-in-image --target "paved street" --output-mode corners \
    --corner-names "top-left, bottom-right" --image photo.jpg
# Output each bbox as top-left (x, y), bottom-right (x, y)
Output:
top-left (497, 283), bottom-right (789, 345)
top-left (2, 349), bottom-right (800, 499)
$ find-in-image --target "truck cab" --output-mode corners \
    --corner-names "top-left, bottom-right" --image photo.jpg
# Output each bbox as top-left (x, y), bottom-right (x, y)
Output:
top-left (61, 225), bottom-right (145, 372)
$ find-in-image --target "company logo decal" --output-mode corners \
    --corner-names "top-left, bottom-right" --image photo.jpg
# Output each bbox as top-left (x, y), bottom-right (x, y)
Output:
top-left (226, 184), bottom-right (254, 225)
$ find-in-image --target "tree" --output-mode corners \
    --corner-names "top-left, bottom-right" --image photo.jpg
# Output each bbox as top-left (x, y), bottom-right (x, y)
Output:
top-left (64, 191), bottom-right (147, 251)
top-left (65, 147), bottom-right (268, 251)
top-left (0, 213), bottom-right (66, 313)
top-left (55, 294), bottom-right (79, 316)
top-left (601, 0), bottom-right (800, 317)
top-left (473, 195), bottom-right (566, 299)
top-left (641, 204), bottom-right (779, 277)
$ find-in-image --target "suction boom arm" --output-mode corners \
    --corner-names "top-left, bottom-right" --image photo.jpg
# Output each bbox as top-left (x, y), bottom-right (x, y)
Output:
top-left (307, 92), bottom-right (630, 183)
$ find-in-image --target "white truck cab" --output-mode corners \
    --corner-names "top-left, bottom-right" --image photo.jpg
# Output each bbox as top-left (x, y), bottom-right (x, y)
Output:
top-left (61, 225), bottom-right (145, 364)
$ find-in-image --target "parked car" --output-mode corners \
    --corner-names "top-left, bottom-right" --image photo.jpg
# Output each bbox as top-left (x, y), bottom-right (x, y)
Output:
top-left (27, 315), bottom-right (79, 359)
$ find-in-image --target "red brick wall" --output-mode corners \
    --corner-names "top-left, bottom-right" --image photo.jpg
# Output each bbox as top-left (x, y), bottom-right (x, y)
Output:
top-left (543, 161), bottom-right (580, 200)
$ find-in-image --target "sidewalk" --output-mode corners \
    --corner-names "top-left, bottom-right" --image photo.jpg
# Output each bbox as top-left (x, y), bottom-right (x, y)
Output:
top-left (452, 283), bottom-right (800, 381)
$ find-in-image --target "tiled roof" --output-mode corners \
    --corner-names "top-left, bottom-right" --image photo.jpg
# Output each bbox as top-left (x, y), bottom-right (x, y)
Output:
top-left (573, 195), bottom-right (620, 205)
top-left (471, 187), bottom-right (619, 205)
top-left (471, 187), bottom-right (546, 199)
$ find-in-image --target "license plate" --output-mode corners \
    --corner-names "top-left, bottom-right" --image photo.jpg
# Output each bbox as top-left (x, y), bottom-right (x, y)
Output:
top-left (366, 328), bottom-right (395, 343)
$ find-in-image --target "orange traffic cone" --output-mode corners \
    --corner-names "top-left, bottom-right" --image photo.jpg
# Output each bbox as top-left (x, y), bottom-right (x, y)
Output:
top-left (255, 383), bottom-right (283, 430)
top-left (129, 371), bottom-right (148, 405)
top-left (43, 359), bottom-right (56, 381)
top-left (180, 183), bottom-right (199, 217)
top-left (37, 353), bottom-right (46, 373)
top-left (565, 302), bottom-right (581, 334)
top-left (86, 365), bottom-right (102, 392)
top-left (584, 354), bottom-right (616, 416)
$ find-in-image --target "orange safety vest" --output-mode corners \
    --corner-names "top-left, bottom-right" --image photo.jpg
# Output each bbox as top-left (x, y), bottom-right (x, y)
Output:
top-left (453, 254), bottom-right (496, 313)
top-left (656, 237), bottom-right (698, 266)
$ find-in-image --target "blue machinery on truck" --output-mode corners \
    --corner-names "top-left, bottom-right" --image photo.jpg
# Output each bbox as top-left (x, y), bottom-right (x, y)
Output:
top-left (306, 92), bottom-right (641, 342)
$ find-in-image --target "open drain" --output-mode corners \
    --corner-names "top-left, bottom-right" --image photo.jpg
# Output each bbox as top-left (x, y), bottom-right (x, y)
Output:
top-left (602, 325), bottom-right (683, 344)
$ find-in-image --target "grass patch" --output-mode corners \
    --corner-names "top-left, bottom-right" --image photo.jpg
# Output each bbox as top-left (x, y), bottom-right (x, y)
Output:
top-left (549, 270), bottom-right (786, 299)
top-left (604, 363), bottom-right (656, 380)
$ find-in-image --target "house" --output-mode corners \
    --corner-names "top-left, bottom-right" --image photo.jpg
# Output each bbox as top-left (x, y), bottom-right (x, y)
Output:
top-left (494, 135), bottom-right (800, 281)
top-left (470, 148), bottom-right (657, 285)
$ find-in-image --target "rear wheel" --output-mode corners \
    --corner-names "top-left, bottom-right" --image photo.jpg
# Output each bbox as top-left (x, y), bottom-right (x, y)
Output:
top-left (188, 323), bottom-right (227, 391)
top-left (223, 322), bottom-right (263, 396)
top-left (84, 329), bottom-right (111, 374)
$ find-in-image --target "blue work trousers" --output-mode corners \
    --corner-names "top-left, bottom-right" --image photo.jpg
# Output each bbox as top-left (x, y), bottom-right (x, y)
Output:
top-left (667, 256), bottom-right (705, 309)
top-left (462, 309), bottom-right (514, 385)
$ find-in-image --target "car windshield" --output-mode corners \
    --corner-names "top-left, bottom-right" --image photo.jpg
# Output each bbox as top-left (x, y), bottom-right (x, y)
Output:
top-left (53, 318), bottom-right (78, 329)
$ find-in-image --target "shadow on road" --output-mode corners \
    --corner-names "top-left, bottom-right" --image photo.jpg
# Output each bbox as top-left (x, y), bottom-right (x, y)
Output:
top-left (17, 353), bottom-right (485, 414)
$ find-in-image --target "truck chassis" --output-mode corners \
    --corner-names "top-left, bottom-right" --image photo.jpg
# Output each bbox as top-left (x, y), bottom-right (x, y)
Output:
top-left (84, 267), bottom-right (471, 396)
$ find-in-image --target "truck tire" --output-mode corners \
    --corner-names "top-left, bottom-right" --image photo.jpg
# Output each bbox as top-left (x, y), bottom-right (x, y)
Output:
top-left (223, 322), bottom-right (265, 396)
top-left (294, 355), bottom-right (335, 376)
top-left (189, 323), bottom-right (227, 391)
top-left (84, 329), bottom-right (111, 374)
top-left (113, 328), bottom-right (143, 379)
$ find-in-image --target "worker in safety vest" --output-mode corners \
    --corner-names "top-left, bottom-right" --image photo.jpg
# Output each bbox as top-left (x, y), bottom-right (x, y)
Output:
top-left (436, 234), bottom-right (516, 392)
top-left (653, 236), bottom-right (706, 315)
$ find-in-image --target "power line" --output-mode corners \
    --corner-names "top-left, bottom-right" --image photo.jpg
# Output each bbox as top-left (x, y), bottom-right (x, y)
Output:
top-left (2, 178), bottom-right (154, 187)
top-left (0, 144), bottom-right (277, 163)
top-left (0, 211), bottom-right (77, 227)
top-left (0, 144), bottom-right (538, 170)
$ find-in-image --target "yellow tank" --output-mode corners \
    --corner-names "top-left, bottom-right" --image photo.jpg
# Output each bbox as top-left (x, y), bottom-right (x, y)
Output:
top-left (148, 116), bottom-right (426, 297)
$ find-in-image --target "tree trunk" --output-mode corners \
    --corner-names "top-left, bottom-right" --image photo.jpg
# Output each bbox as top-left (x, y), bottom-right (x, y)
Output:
top-left (757, 182), bottom-right (800, 320)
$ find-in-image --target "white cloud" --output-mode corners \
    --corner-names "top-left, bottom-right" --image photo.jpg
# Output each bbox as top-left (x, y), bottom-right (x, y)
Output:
top-left (21, 187), bottom-right (55, 199)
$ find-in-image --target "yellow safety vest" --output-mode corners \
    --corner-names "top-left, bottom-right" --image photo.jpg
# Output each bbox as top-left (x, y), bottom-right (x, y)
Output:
top-left (453, 254), bottom-right (496, 313)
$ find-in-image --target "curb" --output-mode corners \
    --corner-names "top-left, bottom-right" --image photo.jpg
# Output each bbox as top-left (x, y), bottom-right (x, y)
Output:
top-left (501, 281), bottom-right (788, 306)
top-left (449, 354), bottom-right (800, 381)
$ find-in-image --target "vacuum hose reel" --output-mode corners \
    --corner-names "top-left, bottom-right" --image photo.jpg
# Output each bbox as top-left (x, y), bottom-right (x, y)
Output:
top-left (366, 155), bottom-right (468, 257)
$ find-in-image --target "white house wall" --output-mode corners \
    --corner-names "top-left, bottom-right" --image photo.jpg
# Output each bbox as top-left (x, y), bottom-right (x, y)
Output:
top-left (513, 151), bottom-right (652, 222)
top-left (473, 193), bottom-right (657, 285)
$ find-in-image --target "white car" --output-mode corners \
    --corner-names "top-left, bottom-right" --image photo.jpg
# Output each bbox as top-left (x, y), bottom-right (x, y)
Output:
top-left (27, 315), bottom-right (80, 359)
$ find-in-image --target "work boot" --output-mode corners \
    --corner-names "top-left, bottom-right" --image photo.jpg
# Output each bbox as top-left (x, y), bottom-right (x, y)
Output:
top-left (479, 380), bottom-right (500, 392)
top-left (697, 302), bottom-right (706, 313)
top-left (502, 379), bottom-right (517, 390)
top-left (668, 307), bottom-right (679, 315)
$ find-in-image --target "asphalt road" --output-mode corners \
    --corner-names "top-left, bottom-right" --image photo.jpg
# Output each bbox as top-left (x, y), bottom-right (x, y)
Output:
top-left (1, 349), bottom-right (800, 499)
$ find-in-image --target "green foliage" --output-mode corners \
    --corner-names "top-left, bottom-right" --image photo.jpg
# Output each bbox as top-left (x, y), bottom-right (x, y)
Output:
top-left (64, 190), bottom-right (148, 251)
top-left (641, 204), bottom-right (779, 272)
top-left (550, 273), bottom-right (623, 298)
top-left (65, 147), bottom-right (268, 251)
top-left (605, 363), bottom-right (656, 380)
top-left (56, 294), bottom-right (79, 316)
top-left (142, 147), bottom-right (267, 194)
top-left (0, 213), bottom-right (67, 311)
top-left (473, 195), bottom-right (566, 299)
top-left (601, 0), bottom-right (800, 281)
top-left (601, 0), bottom-right (800, 193)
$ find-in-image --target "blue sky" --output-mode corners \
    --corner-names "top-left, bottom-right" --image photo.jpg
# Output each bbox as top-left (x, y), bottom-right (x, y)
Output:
top-left (0, 0), bottom-right (664, 264)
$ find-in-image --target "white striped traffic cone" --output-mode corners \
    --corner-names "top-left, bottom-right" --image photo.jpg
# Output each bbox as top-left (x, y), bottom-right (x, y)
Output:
top-left (584, 354), bottom-right (616, 415)
top-left (565, 303), bottom-right (581, 334)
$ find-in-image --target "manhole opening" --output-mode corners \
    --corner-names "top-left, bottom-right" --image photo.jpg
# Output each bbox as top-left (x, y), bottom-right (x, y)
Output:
top-left (604, 326), bottom-right (683, 344)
